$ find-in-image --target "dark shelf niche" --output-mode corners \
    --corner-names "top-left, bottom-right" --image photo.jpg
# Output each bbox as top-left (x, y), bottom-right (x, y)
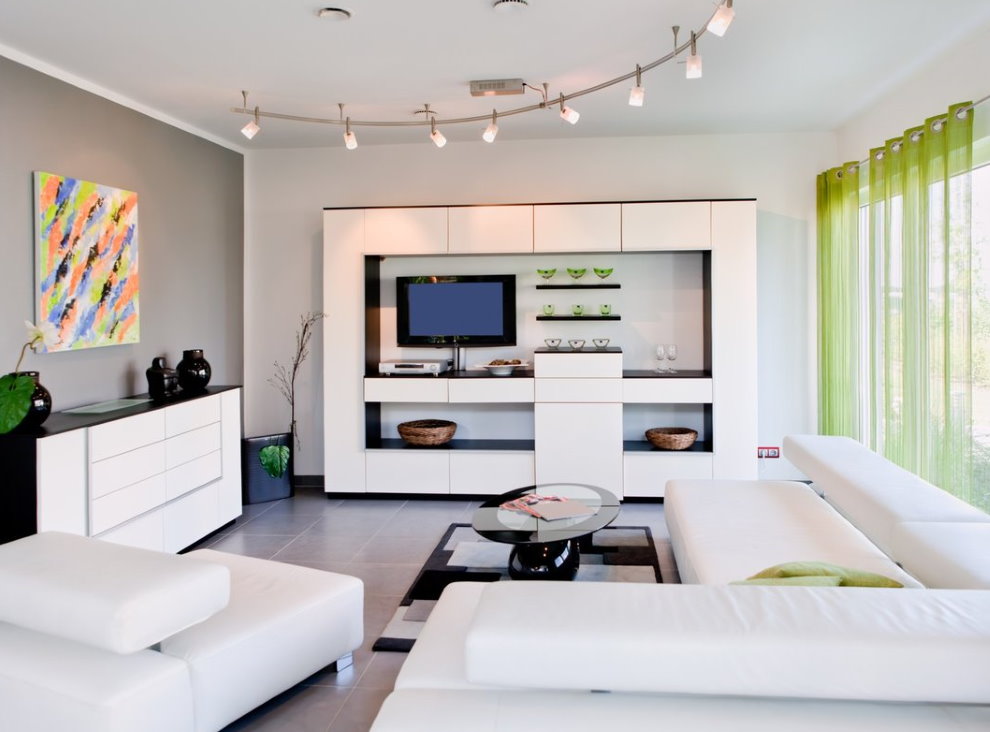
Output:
top-left (623, 439), bottom-right (714, 454)
top-left (536, 315), bottom-right (621, 321)
top-left (369, 438), bottom-right (536, 451)
top-left (536, 283), bottom-right (621, 290)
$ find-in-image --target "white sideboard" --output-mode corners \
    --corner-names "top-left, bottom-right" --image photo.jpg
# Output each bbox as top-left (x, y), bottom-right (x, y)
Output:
top-left (0, 387), bottom-right (242, 551)
top-left (323, 200), bottom-right (757, 498)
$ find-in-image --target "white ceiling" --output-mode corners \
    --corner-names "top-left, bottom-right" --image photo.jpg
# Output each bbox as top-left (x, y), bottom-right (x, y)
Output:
top-left (1, 0), bottom-right (989, 150)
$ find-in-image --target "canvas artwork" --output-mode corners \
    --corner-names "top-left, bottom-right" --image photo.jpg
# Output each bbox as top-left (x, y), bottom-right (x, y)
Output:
top-left (34, 171), bottom-right (140, 351)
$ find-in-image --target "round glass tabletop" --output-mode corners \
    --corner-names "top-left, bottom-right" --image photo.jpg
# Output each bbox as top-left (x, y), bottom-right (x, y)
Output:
top-left (472, 483), bottom-right (620, 546)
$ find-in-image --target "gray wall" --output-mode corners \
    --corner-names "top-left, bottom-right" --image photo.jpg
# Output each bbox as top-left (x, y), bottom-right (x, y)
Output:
top-left (0, 56), bottom-right (243, 411)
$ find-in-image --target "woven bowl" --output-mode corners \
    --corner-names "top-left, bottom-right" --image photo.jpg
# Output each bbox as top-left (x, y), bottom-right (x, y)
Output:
top-left (398, 419), bottom-right (457, 446)
top-left (645, 427), bottom-right (698, 450)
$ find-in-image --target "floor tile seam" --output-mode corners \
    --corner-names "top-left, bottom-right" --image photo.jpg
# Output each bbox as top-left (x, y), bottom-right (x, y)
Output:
top-left (322, 685), bottom-right (357, 732)
top-left (264, 516), bottom-right (325, 560)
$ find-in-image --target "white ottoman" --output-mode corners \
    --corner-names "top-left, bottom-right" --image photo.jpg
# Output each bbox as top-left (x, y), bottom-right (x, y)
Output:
top-left (160, 549), bottom-right (364, 732)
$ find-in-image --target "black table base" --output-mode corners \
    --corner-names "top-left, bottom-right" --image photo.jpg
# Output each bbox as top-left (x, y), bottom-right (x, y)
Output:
top-left (508, 539), bottom-right (580, 581)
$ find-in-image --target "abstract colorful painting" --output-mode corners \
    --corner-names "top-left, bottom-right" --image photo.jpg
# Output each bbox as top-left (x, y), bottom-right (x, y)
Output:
top-left (34, 172), bottom-right (140, 351)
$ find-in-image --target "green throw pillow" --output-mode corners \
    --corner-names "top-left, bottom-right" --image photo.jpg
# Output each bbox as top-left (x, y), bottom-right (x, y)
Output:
top-left (731, 575), bottom-right (844, 587)
top-left (747, 561), bottom-right (903, 588)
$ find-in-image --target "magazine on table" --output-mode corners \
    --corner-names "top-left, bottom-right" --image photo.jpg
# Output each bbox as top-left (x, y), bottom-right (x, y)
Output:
top-left (499, 494), bottom-right (595, 521)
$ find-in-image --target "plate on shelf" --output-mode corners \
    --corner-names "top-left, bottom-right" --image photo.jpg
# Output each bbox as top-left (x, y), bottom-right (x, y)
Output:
top-left (476, 361), bottom-right (530, 376)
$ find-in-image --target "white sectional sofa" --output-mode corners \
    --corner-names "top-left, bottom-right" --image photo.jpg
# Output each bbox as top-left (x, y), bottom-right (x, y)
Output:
top-left (370, 435), bottom-right (990, 731)
top-left (0, 532), bottom-right (364, 732)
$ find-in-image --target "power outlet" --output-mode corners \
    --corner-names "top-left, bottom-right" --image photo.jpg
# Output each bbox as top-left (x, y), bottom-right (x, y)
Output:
top-left (757, 446), bottom-right (780, 459)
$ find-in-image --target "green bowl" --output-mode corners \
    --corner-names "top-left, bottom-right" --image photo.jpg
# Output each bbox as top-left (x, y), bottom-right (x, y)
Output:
top-left (566, 268), bottom-right (587, 280)
top-left (593, 267), bottom-right (614, 279)
top-left (536, 268), bottom-right (556, 279)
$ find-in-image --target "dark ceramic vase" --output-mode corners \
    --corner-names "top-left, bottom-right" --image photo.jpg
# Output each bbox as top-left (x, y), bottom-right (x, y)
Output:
top-left (11, 371), bottom-right (52, 430)
top-left (146, 357), bottom-right (179, 401)
top-left (177, 349), bottom-right (211, 392)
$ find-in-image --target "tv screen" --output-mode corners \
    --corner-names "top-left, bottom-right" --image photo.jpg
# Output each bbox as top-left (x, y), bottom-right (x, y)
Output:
top-left (396, 274), bottom-right (516, 347)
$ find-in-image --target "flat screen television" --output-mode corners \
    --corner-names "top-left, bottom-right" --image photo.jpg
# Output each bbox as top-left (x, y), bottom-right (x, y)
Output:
top-left (396, 274), bottom-right (516, 347)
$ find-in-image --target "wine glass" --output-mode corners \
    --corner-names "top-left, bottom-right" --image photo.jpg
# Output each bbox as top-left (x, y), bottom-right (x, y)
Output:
top-left (666, 344), bottom-right (678, 373)
top-left (655, 345), bottom-right (666, 373)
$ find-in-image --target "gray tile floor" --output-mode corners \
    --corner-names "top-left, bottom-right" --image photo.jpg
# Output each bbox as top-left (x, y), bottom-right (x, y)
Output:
top-left (200, 487), bottom-right (673, 732)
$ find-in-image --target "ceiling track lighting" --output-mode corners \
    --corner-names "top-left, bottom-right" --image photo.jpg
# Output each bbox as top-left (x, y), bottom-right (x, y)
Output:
top-left (628, 64), bottom-right (645, 107)
top-left (483, 109), bottom-right (499, 143)
top-left (232, 3), bottom-right (734, 144)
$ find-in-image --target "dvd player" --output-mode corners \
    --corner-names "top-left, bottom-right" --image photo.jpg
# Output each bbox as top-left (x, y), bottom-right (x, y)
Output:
top-left (379, 359), bottom-right (452, 376)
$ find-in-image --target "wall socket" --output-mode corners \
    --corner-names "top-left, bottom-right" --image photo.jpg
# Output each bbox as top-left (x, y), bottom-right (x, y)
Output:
top-left (757, 446), bottom-right (780, 458)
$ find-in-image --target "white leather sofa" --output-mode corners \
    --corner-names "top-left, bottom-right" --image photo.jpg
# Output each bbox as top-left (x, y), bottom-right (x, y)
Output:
top-left (370, 435), bottom-right (990, 731)
top-left (0, 532), bottom-right (364, 732)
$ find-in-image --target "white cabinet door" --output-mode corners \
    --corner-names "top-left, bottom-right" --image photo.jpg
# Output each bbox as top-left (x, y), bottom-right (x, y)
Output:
top-left (622, 202), bottom-right (711, 251)
top-left (36, 430), bottom-right (87, 535)
top-left (622, 452), bottom-right (713, 498)
top-left (534, 204), bottom-right (620, 252)
top-left (535, 403), bottom-right (623, 497)
top-left (366, 451), bottom-right (450, 494)
top-left (365, 207), bottom-right (447, 254)
top-left (449, 452), bottom-right (535, 495)
top-left (448, 205), bottom-right (533, 254)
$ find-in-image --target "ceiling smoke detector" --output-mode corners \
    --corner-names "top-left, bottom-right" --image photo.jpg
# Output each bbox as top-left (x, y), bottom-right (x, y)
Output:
top-left (469, 78), bottom-right (525, 97)
top-left (492, 0), bottom-right (529, 13)
top-left (317, 7), bottom-right (352, 20)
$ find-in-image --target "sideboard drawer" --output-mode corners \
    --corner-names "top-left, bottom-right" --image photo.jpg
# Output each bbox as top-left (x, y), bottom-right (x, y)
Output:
top-left (90, 441), bottom-right (166, 499)
top-left (448, 378), bottom-right (534, 403)
top-left (94, 508), bottom-right (165, 552)
top-left (622, 378), bottom-right (713, 404)
top-left (166, 450), bottom-right (222, 500)
top-left (90, 474), bottom-right (167, 534)
top-left (89, 411), bottom-right (165, 461)
top-left (166, 422), bottom-right (222, 469)
top-left (165, 394), bottom-right (221, 438)
top-left (365, 377), bottom-right (448, 403)
top-left (535, 378), bottom-right (622, 403)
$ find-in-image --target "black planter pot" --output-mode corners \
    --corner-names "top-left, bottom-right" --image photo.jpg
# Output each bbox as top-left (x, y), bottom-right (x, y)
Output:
top-left (177, 349), bottom-right (211, 392)
top-left (10, 371), bottom-right (52, 430)
top-left (242, 433), bottom-right (294, 504)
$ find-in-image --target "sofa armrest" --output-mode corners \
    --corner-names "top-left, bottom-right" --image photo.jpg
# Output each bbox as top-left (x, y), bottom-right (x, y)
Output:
top-left (464, 582), bottom-right (990, 704)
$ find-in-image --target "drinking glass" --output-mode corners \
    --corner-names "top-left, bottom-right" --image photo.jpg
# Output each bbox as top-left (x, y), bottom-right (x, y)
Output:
top-left (655, 345), bottom-right (666, 373)
top-left (666, 344), bottom-right (678, 373)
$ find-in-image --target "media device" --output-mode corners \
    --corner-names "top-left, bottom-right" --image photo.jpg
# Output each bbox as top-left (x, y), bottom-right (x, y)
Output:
top-left (396, 274), bottom-right (516, 347)
top-left (378, 359), bottom-right (452, 376)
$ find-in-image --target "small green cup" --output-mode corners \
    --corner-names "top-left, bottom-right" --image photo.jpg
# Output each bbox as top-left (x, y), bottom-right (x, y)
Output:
top-left (571, 304), bottom-right (585, 316)
top-left (599, 304), bottom-right (612, 315)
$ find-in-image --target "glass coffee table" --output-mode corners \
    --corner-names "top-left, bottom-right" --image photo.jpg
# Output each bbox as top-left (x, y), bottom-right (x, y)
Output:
top-left (472, 483), bottom-right (620, 581)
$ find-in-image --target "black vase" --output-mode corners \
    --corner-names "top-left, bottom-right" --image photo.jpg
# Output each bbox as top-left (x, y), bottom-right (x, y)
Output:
top-left (146, 357), bottom-right (179, 401)
top-left (177, 349), bottom-right (211, 392)
top-left (11, 371), bottom-right (52, 430)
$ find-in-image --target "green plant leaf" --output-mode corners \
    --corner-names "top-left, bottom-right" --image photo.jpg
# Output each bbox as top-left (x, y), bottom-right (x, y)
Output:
top-left (259, 444), bottom-right (290, 479)
top-left (0, 374), bottom-right (34, 434)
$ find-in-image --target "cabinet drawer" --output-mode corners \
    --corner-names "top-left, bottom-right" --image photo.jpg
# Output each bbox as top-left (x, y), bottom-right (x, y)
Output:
top-left (622, 452), bottom-right (713, 498)
top-left (94, 508), bottom-right (165, 552)
top-left (164, 483), bottom-right (219, 553)
top-left (90, 442), bottom-right (166, 499)
top-left (449, 452), bottom-right (534, 495)
top-left (366, 451), bottom-right (449, 494)
top-left (89, 411), bottom-right (165, 461)
top-left (166, 422), bottom-right (223, 469)
top-left (534, 353), bottom-right (622, 378)
top-left (622, 379), bottom-right (713, 403)
top-left (365, 377), bottom-right (448, 403)
top-left (166, 451), bottom-right (222, 500)
top-left (448, 378), bottom-right (534, 403)
top-left (90, 474), bottom-right (167, 535)
top-left (535, 378), bottom-right (622, 403)
top-left (165, 395), bottom-right (221, 438)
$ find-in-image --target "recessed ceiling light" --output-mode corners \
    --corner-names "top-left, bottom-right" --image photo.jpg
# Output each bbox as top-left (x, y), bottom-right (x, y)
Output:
top-left (317, 7), bottom-right (352, 21)
top-left (492, 0), bottom-right (529, 13)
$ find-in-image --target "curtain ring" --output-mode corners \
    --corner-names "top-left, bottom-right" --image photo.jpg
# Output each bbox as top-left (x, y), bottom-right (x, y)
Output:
top-left (931, 118), bottom-right (945, 132)
top-left (910, 131), bottom-right (922, 143)
top-left (956, 107), bottom-right (969, 120)
top-left (874, 151), bottom-right (884, 161)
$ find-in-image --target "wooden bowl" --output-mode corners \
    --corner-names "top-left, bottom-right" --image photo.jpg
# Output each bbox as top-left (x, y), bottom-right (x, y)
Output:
top-left (645, 427), bottom-right (697, 450)
top-left (398, 419), bottom-right (457, 446)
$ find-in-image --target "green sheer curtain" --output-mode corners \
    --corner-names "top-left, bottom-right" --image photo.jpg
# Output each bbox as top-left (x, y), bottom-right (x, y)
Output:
top-left (818, 101), bottom-right (980, 510)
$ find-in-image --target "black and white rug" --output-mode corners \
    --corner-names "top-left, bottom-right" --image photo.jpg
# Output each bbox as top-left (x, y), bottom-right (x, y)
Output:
top-left (373, 522), bottom-right (664, 652)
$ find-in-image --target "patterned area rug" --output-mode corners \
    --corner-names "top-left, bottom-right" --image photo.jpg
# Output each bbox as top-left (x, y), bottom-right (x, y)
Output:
top-left (373, 522), bottom-right (663, 652)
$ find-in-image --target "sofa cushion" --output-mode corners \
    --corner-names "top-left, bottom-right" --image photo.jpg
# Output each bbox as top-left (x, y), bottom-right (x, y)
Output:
top-left (890, 522), bottom-right (990, 589)
top-left (783, 435), bottom-right (989, 559)
top-left (746, 561), bottom-right (903, 587)
top-left (664, 480), bottom-right (921, 587)
top-left (464, 582), bottom-right (990, 703)
top-left (0, 532), bottom-right (229, 654)
top-left (733, 575), bottom-right (844, 586)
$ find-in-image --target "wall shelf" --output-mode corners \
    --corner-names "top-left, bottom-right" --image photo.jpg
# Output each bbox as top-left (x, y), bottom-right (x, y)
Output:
top-left (536, 315), bottom-right (621, 321)
top-left (536, 283), bottom-right (620, 290)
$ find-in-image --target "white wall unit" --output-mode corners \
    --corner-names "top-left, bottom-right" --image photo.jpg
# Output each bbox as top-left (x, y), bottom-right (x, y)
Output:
top-left (535, 402), bottom-right (623, 497)
top-left (365, 207), bottom-right (447, 255)
top-left (450, 452), bottom-right (535, 495)
top-left (448, 205), bottom-right (533, 254)
top-left (14, 388), bottom-right (242, 552)
top-left (623, 452), bottom-right (713, 498)
top-left (366, 451), bottom-right (450, 494)
top-left (534, 204), bottom-right (621, 252)
top-left (622, 202), bottom-right (711, 251)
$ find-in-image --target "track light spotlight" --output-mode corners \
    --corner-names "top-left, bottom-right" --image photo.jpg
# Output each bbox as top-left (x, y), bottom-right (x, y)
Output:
top-left (629, 65), bottom-right (645, 107)
top-left (430, 118), bottom-right (447, 148)
top-left (240, 91), bottom-right (261, 139)
top-left (707, 0), bottom-right (734, 37)
top-left (686, 31), bottom-right (702, 79)
top-left (483, 110), bottom-right (499, 143)
top-left (344, 117), bottom-right (358, 150)
top-left (558, 94), bottom-right (580, 124)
